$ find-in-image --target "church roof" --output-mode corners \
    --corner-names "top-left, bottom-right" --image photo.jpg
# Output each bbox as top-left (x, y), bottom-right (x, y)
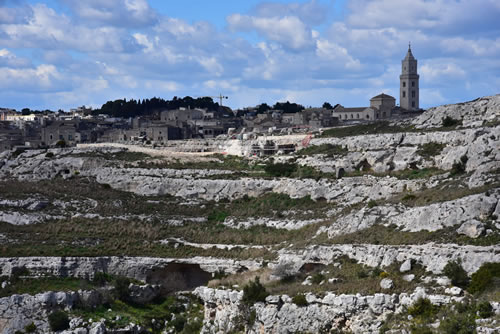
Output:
top-left (404, 44), bottom-right (416, 61)
top-left (371, 93), bottom-right (395, 100)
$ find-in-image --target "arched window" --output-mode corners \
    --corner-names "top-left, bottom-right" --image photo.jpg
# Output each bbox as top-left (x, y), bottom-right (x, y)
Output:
top-left (350, 114), bottom-right (353, 119)
top-left (366, 115), bottom-right (369, 119)
top-left (403, 82), bottom-right (406, 87)
top-left (357, 114), bottom-right (360, 119)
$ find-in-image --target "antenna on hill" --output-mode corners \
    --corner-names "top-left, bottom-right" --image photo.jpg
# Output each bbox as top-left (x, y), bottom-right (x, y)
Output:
top-left (208, 94), bottom-right (228, 107)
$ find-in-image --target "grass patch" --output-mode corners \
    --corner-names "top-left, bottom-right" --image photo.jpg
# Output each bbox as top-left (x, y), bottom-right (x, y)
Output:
top-left (416, 142), bottom-right (446, 159)
top-left (73, 293), bottom-right (203, 333)
top-left (327, 224), bottom-right (500, 246)
top-left (297, 144), bottom-right (348, 157)
top-left (320, 122), bottom-right (413, 138)
top-left (0, 276), bottom-right (96, 298)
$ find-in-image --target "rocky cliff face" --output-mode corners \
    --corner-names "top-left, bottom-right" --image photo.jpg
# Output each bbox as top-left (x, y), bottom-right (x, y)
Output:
top-left (0, 95), bottom-right (499, 333)
top-left (194, 286), bottom-right (500, 334)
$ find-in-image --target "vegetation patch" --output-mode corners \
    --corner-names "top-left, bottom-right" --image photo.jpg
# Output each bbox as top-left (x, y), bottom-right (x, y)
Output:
top-left (441, 116), bottom-right (462, 128)
top-left (319, 122), bottom-right (413, 138)
top-left (242, 277), bottom-right (269, 305)
top-left (292, 294), bottom-right (308, 307)
top-left (416, 142), bottom-right (446, 159)
top-left (48, 310), bottom-right (70, 332)
top-left (443, 260), bottom-right (470, 289)
top-left (297, 144), bottom-right (348, 157)
top-left (73, 293), bottom-right (204, 333)
top-left (468, 262), bottom-right (500, 295)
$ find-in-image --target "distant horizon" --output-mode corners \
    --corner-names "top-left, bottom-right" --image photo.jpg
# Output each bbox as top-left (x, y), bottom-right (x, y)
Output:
top-left (1, 0), bottom-right (499, 111)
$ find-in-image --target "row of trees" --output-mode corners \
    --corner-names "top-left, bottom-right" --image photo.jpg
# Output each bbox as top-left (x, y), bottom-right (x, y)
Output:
top-left (96, 97), bottom-right (337, 118)
top-left (96, 96), bottom-right (224, 118)
top-left (255, 101), bottom-right (334, 114)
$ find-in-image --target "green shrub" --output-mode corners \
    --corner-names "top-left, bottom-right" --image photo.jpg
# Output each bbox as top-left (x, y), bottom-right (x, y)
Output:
top-left (311, 273), bottom-right (325, 284)
top-left (417, 142), bottom-right (446, 159)
top-left (183, 319), bottom-right (203, 334)
top-left (45, 152), bottom-right (54, 158)
top-left (114, 276), bottom-right (131, 302)
top-left (408, 298), bottom-right (436, 318)
top-left (93, 272), bottom-right (112, 286)
top-left (24, 322), bottom-right (36, 333)
top-left (402, 194), bottom-right (417, 202)
top-left (48, 310), bottom-right (70, 332)
top-left (450, 155), bottom-right (468, 176)
top-left (439, 311), bottom-right (475, 334)
top-left (247, 309), bottom-right (257, 327)
top-left (170, 315), bottom-right (186, 332)
top-left (292, 294), bottom-right (308, 307)
top-left (242, 277), bottom-right (269, 305)
top-left (370, 267), bottom-right (383, 278)
top-left (207, 210), bottom-right (228, 223)
top-left (443, 260), bottom-right (470, 289)
top-left (367, 200), bottom-right (378, 208)
top-left (468, 262), bottom-right (500, 294)
top-left (11, 266), bottom-right (30, 280)
top-left (298, 144), bottom-right (347, 157)
top-left (442, 116), bottom-right (461, 128)
top-left (477, 301), bottom-right (493, 318)
top-left (264, 163), bottom-right (297, 177)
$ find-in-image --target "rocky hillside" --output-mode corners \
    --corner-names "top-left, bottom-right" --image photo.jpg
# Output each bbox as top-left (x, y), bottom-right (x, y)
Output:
top-left (0, 95), bottom-right (499, 333)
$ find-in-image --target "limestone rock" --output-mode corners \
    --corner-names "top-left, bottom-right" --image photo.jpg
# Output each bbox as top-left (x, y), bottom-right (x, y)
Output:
top-left (400, 259), bottom-right (412, 273)
top-left (403, 274), bottom-right (415, 282)
top-left (380, 278), bottom-right (394, 289)
top-left (128, 284), bottom-right (161, 304)
top-left (457, 220), bottom-right (485, 238)
top-left (445, 287), bottom-right (463, 296)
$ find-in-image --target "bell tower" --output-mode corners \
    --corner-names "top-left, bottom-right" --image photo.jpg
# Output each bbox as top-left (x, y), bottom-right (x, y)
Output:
top-left (400, 43), bottom-right (419, 110)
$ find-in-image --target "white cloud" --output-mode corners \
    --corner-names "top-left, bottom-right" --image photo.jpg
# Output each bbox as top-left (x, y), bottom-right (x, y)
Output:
top-left (346, 0), bottom-right (500, 34)
top-left (315, 39), bottom-right (361, 70)
top-left (252, 0), bottom-right (328, 26)
top-left (0, 48), bottom-right (31, 67)
top-left (420, 61), bottom-right (466, 83)
top-left (227, 14), bottom-right (314, 50)
top-left (0, 4), bottom-right (140, 53)
top-left (0, 63), bottom-right (64, 92)
top-left (61, 0), bottom-right (158, 28)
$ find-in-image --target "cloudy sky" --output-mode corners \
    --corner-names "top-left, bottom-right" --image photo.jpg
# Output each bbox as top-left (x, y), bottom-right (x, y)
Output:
top-left (0, 0), bottom-right (499, 111)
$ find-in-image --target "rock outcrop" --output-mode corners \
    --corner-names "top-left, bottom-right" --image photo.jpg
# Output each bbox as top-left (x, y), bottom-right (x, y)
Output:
top-left (193, 286), bottom-right (473, 334)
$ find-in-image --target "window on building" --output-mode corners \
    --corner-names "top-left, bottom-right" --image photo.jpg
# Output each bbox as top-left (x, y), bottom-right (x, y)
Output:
top-left (403, 91), bottom-right (406, 98)
top-left (59, 135), bottom-right (63, 140)
top-left (403, 82), bottom-right (406, 87)
top-left (50, 134), bottom-right (53, 140)
top-left (412, 91), bottom-right (415, 98)
top-left (68, 135), bottom-right (73, 140)
top-left (357, 114), bottom-right (359, 119)
top-left (383, 112), bottom-right (386, 117)
top-left (366, 115), bottom-right (369, 119)
top-left (412, 81), bottom-right (415, 87)
top-left (412, 101), bottom-right (415, 107)
top-left (350, 114), bottom-right (353, 119)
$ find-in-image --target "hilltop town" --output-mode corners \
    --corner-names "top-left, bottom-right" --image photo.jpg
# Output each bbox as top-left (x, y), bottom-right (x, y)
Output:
top-left (0, 48), bottom-right (499, 334)
top-left (1, 48), bottom-right (422, 154)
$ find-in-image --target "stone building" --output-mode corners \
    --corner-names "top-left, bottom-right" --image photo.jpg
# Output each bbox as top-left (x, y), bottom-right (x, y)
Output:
top-left (333, 93), bottom-right (396, 121)
top-left (400, 44), bottom-right (420, 110)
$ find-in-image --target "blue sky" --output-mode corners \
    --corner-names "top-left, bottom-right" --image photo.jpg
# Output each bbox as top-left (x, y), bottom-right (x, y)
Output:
top-left (0, 0), bottom-right (499, 111)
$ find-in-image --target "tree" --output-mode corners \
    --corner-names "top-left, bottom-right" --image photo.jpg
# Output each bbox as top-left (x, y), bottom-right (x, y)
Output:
top-left (257, 103), bottom-right (271, 114)
top-left (322, 102), bottom-right (333, 109)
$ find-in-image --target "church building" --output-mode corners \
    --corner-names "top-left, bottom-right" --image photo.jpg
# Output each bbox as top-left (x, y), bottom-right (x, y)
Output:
top-left (333, 45), bottom-right (420, 121)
